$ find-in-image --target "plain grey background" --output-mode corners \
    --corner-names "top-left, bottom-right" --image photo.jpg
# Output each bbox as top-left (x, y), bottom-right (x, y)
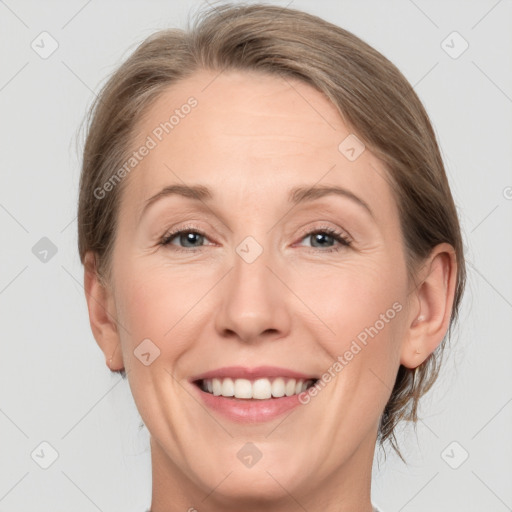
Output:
top-left (1, 1), bottom-right (511, 511)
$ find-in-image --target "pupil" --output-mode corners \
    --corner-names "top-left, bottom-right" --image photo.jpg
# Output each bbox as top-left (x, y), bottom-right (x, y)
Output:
top-left (314, 233), bottom-right (330, 246)
top-left (183, 232), bottom-right (200, 246)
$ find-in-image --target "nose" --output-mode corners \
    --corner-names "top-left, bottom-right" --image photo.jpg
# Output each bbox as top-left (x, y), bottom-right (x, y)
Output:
top-left (214, 244), bottom-right (292, 344)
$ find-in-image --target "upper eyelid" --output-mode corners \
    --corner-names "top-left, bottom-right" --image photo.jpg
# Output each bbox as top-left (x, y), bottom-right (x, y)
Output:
top-left (162, 222), bottom-right (347, 237)
top-left (161, 225), bottom-right (212, 244)
top-left (296, 223), bottom-right (351, 240)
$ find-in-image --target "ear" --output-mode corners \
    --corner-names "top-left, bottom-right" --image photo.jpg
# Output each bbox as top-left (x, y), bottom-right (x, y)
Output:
top-left (400, 243), bottom-right (458, 369)
top-left (83, 252), bottom-right (124, 371)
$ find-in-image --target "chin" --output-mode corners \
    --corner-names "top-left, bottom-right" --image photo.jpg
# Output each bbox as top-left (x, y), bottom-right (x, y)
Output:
top-left (193, 448), bottom-right (313, 503)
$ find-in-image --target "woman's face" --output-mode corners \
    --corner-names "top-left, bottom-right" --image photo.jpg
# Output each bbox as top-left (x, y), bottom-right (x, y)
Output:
top-left (107, 69), bottom-right (414, 503)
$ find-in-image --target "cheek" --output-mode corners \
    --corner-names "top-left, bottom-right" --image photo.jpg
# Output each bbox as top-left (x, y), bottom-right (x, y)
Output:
top-left (293, 255), bottom-right (407, 370)
top-left (114, 264), bottom-right (202, 359)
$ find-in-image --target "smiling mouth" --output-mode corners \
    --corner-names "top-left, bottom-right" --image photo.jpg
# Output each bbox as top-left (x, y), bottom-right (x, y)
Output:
top-left (194, 377), bottom-right (318, 400)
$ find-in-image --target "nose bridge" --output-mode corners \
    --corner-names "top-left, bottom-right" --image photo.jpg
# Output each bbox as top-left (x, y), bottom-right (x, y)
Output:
top-left (214, 233), bottom-right (291, 342)
top-left (233, 234), bottom-right (272, 294)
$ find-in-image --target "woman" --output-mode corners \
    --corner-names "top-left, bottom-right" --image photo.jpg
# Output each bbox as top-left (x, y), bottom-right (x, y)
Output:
top-left (77, 3), bottom-right (466, 511)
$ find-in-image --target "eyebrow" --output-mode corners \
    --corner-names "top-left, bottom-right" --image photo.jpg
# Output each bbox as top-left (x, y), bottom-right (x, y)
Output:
top-left (141, 183), bottom-right (374, 219)
top-left (289, 185), bottom-right (374, 218)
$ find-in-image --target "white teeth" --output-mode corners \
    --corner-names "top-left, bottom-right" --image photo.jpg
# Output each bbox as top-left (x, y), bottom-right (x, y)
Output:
top-left (271, 377), bottom-right (285, 397)
top-left (253, 378), bottom-right (272, 399)
top-left (200, 377), bottom-right (315, 399)
top-left (285, 379), bottom-right (296, 396)
top-left (212, 378), bottom-right (222, 396)
top-left (221, 377), bottom-right (235, 397)
top-left (234, 378), bottom-right (252, 399)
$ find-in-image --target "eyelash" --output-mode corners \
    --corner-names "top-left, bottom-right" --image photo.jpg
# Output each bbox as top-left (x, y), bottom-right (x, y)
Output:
top-left (158, 224), bottom-right (352, 254)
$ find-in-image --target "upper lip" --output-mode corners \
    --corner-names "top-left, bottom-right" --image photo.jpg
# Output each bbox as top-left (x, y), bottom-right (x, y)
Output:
top-left (190, 366), bottom-right (318, 382)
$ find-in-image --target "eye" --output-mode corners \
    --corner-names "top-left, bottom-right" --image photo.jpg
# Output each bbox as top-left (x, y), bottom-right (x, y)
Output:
top-left (296, 226), bottom-right (352, 253)
top-left (159, 225), bottom-right (212, 252)
top-left (158, 224), bottom-right (352, 253)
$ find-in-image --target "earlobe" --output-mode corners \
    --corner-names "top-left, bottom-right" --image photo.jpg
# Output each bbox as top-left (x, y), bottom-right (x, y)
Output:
top-left (83, 252), bottom-right (123, 370)
top-left (400, 243), bottom-right (457, 369)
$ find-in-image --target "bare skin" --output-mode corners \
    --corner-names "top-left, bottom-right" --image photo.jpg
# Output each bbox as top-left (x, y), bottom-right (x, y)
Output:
top-left (84, 69), bottom-right (457, 512)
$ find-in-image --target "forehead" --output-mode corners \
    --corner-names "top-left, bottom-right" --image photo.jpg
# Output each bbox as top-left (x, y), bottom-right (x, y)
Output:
top-left (122, 69), bottom-right (397, 226)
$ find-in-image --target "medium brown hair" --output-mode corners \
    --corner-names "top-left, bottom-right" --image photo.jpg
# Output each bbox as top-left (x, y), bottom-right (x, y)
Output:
top-left (77, 2), bottom-right (466, 458)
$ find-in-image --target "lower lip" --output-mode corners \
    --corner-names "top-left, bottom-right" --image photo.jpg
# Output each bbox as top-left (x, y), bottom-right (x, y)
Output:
top-left (192, 383), bottom-right (308, 423)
